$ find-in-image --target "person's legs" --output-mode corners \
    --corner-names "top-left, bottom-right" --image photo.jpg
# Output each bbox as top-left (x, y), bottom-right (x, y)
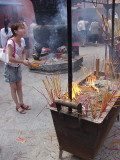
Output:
top-left (16, 80), bottom-right (23, 105)
top-left (10, 82), bottom-right (19, 106)
top-left (94, 34), bottom-right (99, 46)
top-left (91, 35), bottom-right (94, 43)
top-left (78, 31), bottom-right (82, 46)
top-left (81, 31), bottom-right (86, 47)
top-left (16, 80), bottom-right (31, 110)
top-left (10, 82), bottom-right (25, 113)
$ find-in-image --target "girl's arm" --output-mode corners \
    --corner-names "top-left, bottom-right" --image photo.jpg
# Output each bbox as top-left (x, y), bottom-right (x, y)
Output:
top-left (22, 49), bottom-right (26, 60)
top-left (8, 44), bottom-right (29, 66)
top-left (22, 49), bottom-right (30, 66)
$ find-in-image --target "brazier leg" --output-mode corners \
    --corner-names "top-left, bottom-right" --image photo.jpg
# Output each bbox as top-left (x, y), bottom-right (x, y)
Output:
top-left (59, 146), bottom-right (63, 159)
top-left (117, 114), bottom-right (119, 121)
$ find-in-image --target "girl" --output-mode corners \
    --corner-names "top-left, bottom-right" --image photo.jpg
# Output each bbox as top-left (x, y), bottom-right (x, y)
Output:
top-left (1, 19), bottom-right (12, 48)
top-left (4, 21), bottom-right (31, 114)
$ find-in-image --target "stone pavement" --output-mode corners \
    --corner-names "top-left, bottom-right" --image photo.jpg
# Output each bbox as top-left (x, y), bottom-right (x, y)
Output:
top-left (0, 45), bottom-right (120, 160)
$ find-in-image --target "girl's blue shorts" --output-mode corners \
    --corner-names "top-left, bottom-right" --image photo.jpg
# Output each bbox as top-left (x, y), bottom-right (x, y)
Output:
top-left (4, 64), bottom-right (22, 83)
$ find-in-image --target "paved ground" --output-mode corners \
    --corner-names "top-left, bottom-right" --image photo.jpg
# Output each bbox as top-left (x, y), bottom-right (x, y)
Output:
top-left (0, 45), bottom-right (120, 160)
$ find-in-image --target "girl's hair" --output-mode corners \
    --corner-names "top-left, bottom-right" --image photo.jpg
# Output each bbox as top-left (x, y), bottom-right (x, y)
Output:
top-left (10, 21), bottom-right (24, 37)
top-left (4, 19), bottom-right (10, 34)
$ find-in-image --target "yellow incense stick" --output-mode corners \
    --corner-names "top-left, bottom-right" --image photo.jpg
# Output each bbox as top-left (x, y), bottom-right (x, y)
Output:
top-left (42, 80), bottom-right (53, 102)
top-left (93, 93), bottom-right (98, 117)
top-left (45, 76), bottom-right (52, 89)
top-left (56, 73), bottom-right (60, 98)
top-left (88, 97), bottom-right (93, 116)
top-left (117, 18), bottom-right (120, 35)
top-left (51, 75), bottom-right (58, 97)
top-left (93, 6), bottom-right (102, 19)
top-left (114, 18), bottom-right (118, 36)
top-left (99, 25), bottom-right (110, 40)
top-left (59, 73), bottom-right (61, 97)
top-left (94, 6), bottom-right (111, 38)
top-left (111, 62), bottom-right (117, 82)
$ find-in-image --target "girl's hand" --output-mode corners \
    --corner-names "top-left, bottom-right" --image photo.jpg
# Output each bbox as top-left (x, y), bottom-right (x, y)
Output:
top-left (22, 60), bottom-right (30, 66)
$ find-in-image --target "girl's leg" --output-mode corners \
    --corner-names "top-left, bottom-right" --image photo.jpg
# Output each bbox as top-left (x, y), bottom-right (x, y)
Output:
top-left (10, 82), bottom-right (26, 114)
top-left (10, 82), bottom-right (19, 106)
top-left (16, 80), bottom-right (31, 110)
top-left (16, 80), bottom-right (23, 105)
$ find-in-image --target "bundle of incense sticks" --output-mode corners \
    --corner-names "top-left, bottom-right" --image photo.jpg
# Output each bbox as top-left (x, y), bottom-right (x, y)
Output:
top-left (28, 62), bottom-right (39, 68)
top-left (93, 92), bottom-right (99, 118)
top-left (99, 90), bottom-right (117, 118)
top-left (94, 6), bottom-right (120, 40)
top-left (87, 88), bottom-right (117, 119)
top-left (100, 89), bottom-right (110, 113)
top-left (42, 73), bottom-right (62, 104)
top-left (42, 60), bottom-right (119, 120)
top-left (104, 58), bottom-right (119, 85)
top-left (94, 7), bottom-right (111, 38)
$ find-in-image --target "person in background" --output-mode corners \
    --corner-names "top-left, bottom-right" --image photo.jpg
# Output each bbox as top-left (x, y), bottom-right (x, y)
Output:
top-left (77, 17), bottom-right (89, 47)
top-left (89, 19), bottom-right (100, 46)
top-left (0, 19), bottom-right (12, 48)
top-left (29, 20), bottom-right (37, 56)
top-left (0, 30), bottom-right (1, 47)
top-left (19, 17), bottom-right (30, 58)
top-left (4, 21), bottom-right (31, 114)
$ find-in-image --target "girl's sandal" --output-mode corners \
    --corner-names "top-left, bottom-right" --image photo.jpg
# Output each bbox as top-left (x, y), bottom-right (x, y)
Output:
top-left (21, 104), bottom-right (31, 110)
top-left (16, 106), bottom-right (26, 114)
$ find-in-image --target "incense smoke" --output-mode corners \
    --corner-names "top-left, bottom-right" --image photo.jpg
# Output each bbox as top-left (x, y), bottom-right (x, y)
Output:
top-left (33, 0), bottom-right (67, 57)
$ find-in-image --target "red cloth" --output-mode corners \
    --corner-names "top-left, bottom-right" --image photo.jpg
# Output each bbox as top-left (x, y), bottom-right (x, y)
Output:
top-left (72, 43), bottom-right (79, 46)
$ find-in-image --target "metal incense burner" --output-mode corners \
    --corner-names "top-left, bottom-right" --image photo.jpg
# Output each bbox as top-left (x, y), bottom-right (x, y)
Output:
top-left (49, 72), bottom-right (120, 160)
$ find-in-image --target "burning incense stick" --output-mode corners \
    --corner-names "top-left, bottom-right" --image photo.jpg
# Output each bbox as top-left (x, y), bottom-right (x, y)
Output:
top-left (93, 93), bottom-right (98, 118)
top-left (114, 18), bottom-right (119, 36)
top-left (99, 25), bottom-right (110, 40)
top-left (42, 80), bottom-right (53, 103)
top-left (118, 18), bottom-right (120, 36)
top-left (88, 97), bottom-right (93, 117)
top-left (96, 59), bottom-right (99, 80)
top-left (93, 6), bottom-right (102, 19)
top-left (32, 86), bottom-right (50, 104)
top-left (51, 75), bottom-right (58, 97)
top-left (102, 15), bottom-right (110, 38)
top-left (43, 74), bottom-right (63, 103)
top-left (58, 73), bottom-right (61, 97)
top-left (56, 73), bottom-right (60, 97)
top-left (94, 6), bottom-right (111, 39)
top-left (99, 90), bottom-right (117, 118)
top-left (45, 76), bottom-right (52, 89)
top-left (36, 104), bottom-right (48, 117)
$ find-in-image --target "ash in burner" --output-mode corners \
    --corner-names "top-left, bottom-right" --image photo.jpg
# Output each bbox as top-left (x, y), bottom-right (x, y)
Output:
top-left (48, 53), bottom-right (55, 59)
top-left (95, 84), bottom-right (104, 88)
